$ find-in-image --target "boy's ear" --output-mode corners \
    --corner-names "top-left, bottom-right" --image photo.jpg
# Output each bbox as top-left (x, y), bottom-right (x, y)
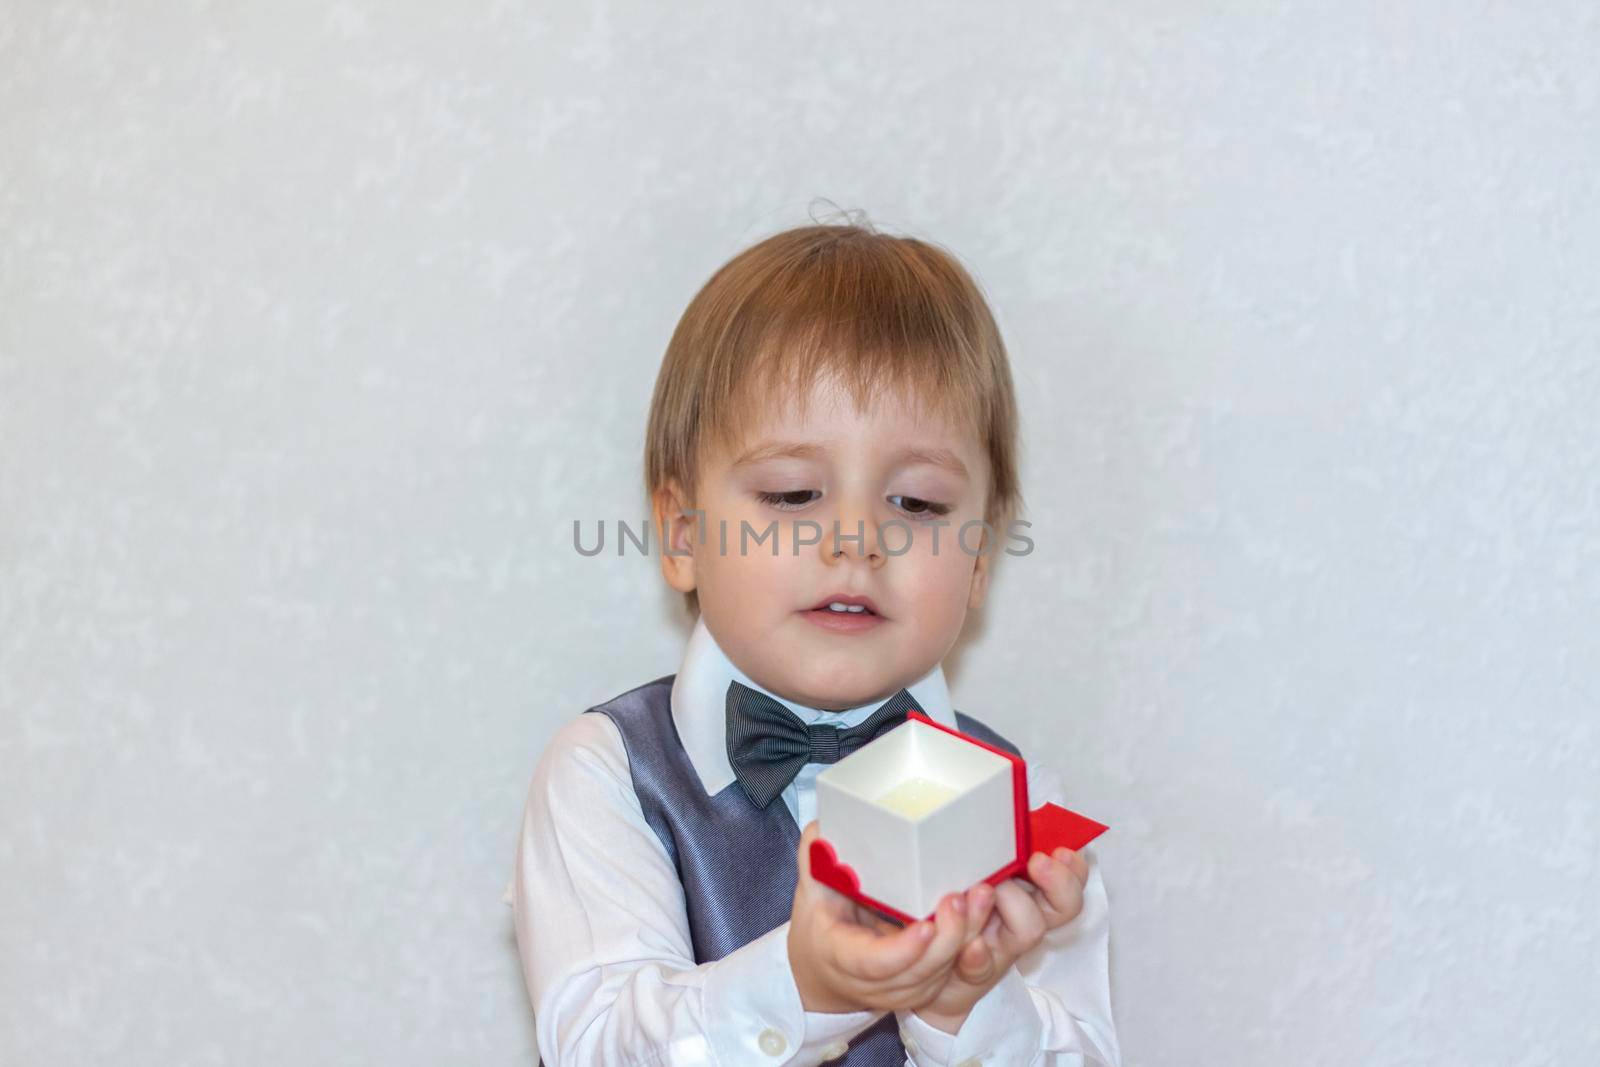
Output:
top-left (653, 479), bottom-right (698, 595)
top-left (966, 528), bottom-right (992, 611)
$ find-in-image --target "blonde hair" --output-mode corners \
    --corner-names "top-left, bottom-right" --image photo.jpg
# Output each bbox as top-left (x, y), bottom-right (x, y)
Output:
top-left (644, 217), bottom-right (1022, 615)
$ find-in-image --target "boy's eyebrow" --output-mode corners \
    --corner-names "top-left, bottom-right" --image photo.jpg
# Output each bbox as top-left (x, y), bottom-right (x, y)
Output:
top-left (731, 441), bottom-right (828, 467)
top-left (893, 446), bottom-right (970, 478)
top-left (731, 441), bottom-right (969, 478)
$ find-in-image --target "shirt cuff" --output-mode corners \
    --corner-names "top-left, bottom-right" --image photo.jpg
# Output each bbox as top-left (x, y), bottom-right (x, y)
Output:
top-left (898, 967), bottom-right (1043, 1067)
top-left (704, 920), bottom-right (882, 1065)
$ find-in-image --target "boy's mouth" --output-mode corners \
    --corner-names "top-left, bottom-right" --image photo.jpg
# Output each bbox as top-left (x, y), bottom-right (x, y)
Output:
top-left (801, 594), bottom-right (885, 633)
top-left (807, 593), bottom-right (880, 615)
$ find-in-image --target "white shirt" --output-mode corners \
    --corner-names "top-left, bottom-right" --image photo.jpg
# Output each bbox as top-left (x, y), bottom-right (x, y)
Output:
top-left (507, 616), bottom-right (1121, 1066)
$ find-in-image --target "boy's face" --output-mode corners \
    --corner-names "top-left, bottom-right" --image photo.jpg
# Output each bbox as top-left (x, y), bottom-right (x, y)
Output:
top-left (656, 373), bottom-right (993, 711)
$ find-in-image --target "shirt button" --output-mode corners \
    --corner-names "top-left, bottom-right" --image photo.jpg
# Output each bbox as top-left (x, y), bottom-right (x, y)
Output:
top-left (820, 1040), bottom-right (849, 1061)
top-left (757, 1027), bottom-right (788, 1056)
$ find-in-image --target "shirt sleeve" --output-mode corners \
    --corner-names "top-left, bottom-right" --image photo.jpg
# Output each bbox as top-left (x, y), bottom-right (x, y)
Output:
top-left (511, 711), bottom-right (884, 1066)
top-left (892, 757), bottom-right (1121, 1067)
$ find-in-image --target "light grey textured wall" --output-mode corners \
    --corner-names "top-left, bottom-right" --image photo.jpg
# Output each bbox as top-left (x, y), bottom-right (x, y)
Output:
top-left (3, 3), bottom-right (1596, 1064)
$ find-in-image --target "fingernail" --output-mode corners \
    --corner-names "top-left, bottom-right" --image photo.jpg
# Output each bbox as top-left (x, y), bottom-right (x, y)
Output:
top-left (953, 895), bottom-right (966, 913)
top-left (918, 922), bottom-right (934, 938)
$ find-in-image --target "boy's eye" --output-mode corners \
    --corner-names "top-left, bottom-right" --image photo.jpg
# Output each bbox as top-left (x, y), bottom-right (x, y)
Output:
top-left (889, 495), bottom-right (953, 518)
top-left (756, 489), bottom-right (820, 509)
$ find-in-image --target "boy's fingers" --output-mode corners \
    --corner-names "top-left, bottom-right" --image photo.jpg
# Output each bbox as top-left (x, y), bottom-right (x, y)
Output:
top-left (980, 910), bottom-right (1003, 951)
top-left (837, 915), bottom-right (933, 981)
top-left (1057, 847), bottom-right (1090, 883)
top-left (1033, 849), bottom-right (1086, 888)
top-left (1028, 851), bottom-right (1086, 927)
top-left (853, 905), bottom-right (901, 937)
top-left (956, 936), bottom-right (983, 972)
top-left (991, 879), bottom-right (1047, 957)
top-left (1027, 852), bottom-right (1062, 893)
top-left (965, 883), bottom-right (996, 940)
top-left (851, 895), bottom-right (957, 986)
top-left (896, 894), bottom-right (967, 984)
top-left (1043, 851), bottom-right (1087, 924)
top-left (955, 932), bottom-right (996, 983)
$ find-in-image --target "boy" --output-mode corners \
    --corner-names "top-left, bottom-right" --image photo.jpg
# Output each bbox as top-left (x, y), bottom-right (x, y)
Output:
top-left (511, 222), bottom-right (1119, 1066)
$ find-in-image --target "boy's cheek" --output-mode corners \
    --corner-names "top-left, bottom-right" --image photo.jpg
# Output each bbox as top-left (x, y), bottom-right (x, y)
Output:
top-left (903, 543), bottom-right (983, 601)
top-left (895, 577), bottom-right (975, 651)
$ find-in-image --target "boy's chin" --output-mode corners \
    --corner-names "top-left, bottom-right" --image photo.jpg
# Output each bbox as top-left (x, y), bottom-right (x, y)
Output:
top-left (775, 658), bottom-right (904, 712)
top-left (737, 614), bottom-right (917, 709)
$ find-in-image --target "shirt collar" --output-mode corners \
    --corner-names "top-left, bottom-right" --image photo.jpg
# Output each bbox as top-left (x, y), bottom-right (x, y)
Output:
top-left (671, 613), bottom-right (959, 797)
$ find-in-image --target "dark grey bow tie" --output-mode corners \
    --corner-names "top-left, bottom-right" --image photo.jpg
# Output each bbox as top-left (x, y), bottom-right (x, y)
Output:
top-left (725, 679), bottom-right (921, 810)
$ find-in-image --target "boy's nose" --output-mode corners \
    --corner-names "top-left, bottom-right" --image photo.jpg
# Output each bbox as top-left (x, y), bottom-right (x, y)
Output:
top-left (822, 513), bottom-right (885, 566)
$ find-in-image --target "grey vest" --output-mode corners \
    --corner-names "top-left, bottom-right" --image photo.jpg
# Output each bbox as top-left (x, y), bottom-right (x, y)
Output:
top-left (581, 673), bottom-right (1022, 1067)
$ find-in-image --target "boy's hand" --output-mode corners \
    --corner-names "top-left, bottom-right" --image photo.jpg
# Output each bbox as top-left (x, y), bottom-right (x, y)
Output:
top-left (787, 820), bottom-right (991, 1015)
top-left (909, 847), bottom-right (1090, 1034)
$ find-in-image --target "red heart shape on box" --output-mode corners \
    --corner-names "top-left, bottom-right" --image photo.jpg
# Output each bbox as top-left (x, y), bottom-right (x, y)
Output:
top-left (807, 837), bottom-right (861, 895)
